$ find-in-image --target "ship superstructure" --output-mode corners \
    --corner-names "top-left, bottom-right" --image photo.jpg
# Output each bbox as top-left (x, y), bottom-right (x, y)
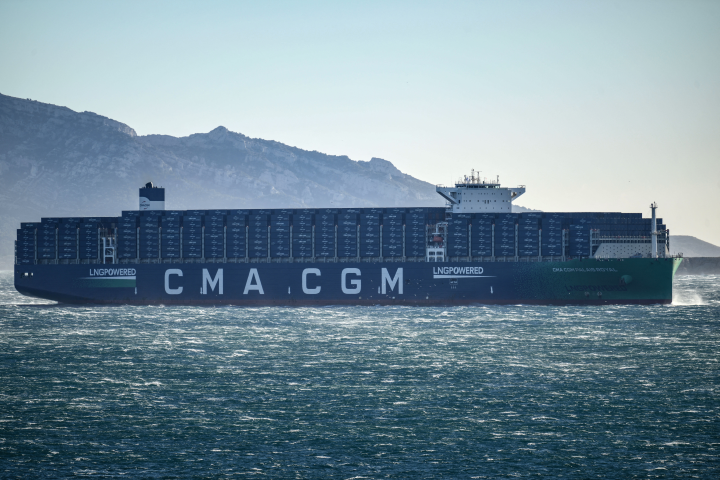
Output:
top-left (436, 170), bottom-right (526, 214)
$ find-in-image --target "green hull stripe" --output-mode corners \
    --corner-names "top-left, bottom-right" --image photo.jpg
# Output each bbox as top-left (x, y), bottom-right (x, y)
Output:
top-left (671, 257), bottom-right (683, 278)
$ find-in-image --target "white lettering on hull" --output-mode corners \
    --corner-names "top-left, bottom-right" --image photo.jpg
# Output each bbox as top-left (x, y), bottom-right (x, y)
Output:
top-left (431, 266), bottom-right (494, 279)
top-left (341, 268), bottom-right (361, 294)
top-left (165, 269), bottom-right (183, 295)
top-left (89, 268), bottom-right (136, 276)
top-left (302, 268), bottom-right (321, 294)
top-left (382, 268), bottom-right (403, 294)
top-left (202, 269), bottom-right (223, 295)
top-left (243, 268), bottom-right (264, 295)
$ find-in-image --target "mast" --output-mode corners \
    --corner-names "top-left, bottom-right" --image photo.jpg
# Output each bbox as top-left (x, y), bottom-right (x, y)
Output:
top-left (650, 202), bottom-right (658, 258)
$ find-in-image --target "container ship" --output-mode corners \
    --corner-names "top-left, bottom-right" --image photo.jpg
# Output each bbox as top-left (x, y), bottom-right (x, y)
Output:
top-left (14, 172), bottom-right (682, 305)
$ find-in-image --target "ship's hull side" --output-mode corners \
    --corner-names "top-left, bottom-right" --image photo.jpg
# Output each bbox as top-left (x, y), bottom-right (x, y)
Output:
top-left (14, 258), bottom-right (681, 306)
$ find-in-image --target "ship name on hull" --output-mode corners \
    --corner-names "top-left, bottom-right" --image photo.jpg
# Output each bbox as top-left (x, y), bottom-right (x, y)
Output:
top-left (163, 267), bottom-right (404, 296)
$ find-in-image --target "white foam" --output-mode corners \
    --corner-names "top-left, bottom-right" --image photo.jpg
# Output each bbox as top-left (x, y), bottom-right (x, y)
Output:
top-left (672, 290), bottom-right (706, 306)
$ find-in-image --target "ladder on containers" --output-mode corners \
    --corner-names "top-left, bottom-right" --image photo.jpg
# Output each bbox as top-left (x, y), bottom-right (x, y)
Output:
top-left (102, 236), bottom-right (117, 264)
top-left (426, 222), bottom-right (448, 262)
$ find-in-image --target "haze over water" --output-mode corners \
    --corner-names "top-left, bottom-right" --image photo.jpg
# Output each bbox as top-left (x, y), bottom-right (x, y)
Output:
top-left (1, 272), bottom-right (718, 478)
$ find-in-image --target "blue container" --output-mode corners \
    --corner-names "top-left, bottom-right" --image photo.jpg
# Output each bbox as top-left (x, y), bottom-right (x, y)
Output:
top-left (182, 247), bottom-right (202, 258)
top-left (249, 246), bottom-right (268, 258)
top-left (448, 247), bottom-right (468, 256)
top-left (228, 219), bottom-right (247, 228)
top-left (139, 248), bottom-right (158, 259)
top-left (360, 216), bottom-right (380, 225)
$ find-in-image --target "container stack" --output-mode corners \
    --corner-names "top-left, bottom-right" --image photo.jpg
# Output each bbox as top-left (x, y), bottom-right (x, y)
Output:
top-left (249, 214), bottom-right (269, 258)
top-left (360, 212), bottom-right (380, 257)
top-left (16, 206), bottom-right (674, 266)
top-left (447, 217), bottom-right (469, 257)
top-left (38, 219), bottom-right (58, 260)
top-left (315, 211), bottom-right (336, 258)
top-left (292, 211), bottom-right (313, 258)
top-left (118, 212), bottom-right (138, 260)
top-left (541, 213), bottom-right (563, 256)
top-left (471, 214), bottom-right (493, 257)
top-left (58, 219), bottom-right (78, 260)
top-left (405, 208), bottom-right (426, 258)
top-left (204, 211), bottom-right (225, 259)
top-left (382, 210), bottom-right (404, 258)
top-left (270, 213), bottom-right (291, 258)
top-left (568, 223), bottom-right (590, 257)
top-left (16, 223), bottom-right (38, 265)
top-left (182, 213), bottom-right (202, 258)
top-left (80, 220), bottom-right (100, 260)
top-left (161, 212), bottom-right (181, 259)
top-left (657, 220), bottom-right (667, 247)
top-left (227, 211), bottom-right (247, 258)
top-left (139, 214), bottom-right (160, 259)
top-left (518, 213), bottom-right (540, 256)
top-left (494, 214), bottom-right (517, 257)
top-left (337, 213), bottom-right (358, 257)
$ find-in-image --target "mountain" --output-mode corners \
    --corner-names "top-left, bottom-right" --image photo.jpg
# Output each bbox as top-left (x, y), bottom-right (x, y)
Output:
top-left (0, 93), bottom-right (444, 268)
top-left (670, 235), bottom-right (720, 258)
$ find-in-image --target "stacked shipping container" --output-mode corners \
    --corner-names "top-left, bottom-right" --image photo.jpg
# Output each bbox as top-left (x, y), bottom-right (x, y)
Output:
top-left (471, 214), bottom-right (493, 257)
top-left (494, 214), bottom-right (517, 257)
top-left (360, 211), bottom-right (380, 257)
top-left (271, 212), bottom-right (291, 258)
top-left (382, 210), bottom-right (404, 257)
top-left (204, 211), bottom-right (225, 259)
top-left (249, 214), bottom-right (269, 258)
top-left (16, 208), bottom-right (667, 264)
top-left (448, 215), bottom-right (469, 257)
top-left (338, 212), bottom-right (358, 258)
top-left (314, 210), bottom-right (336, 257)
top-left (405, 209), bottom-right (426, 257)
top-left (227, 211), bottom-right (247, 258)
top-left (292, 211), bottom-right (313, 258)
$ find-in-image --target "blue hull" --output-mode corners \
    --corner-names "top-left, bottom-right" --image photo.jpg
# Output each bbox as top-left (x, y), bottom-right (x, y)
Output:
top-left (14, 258), bottom-right (679, 305)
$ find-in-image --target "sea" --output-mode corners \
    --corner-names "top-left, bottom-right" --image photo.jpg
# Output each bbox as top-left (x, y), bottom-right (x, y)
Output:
top-left (1, 271), bottom-right (718, 479)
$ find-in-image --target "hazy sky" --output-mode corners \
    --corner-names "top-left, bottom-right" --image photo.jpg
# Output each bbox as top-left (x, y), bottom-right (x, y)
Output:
top-left (2, 0), bottom-right (719, 244)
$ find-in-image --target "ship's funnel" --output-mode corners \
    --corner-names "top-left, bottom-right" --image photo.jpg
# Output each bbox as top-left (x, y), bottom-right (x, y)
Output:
top-left (139, 183), bottom-right (165, 210)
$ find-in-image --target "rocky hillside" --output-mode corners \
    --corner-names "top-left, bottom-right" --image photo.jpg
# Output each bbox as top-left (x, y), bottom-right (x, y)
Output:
top-left (670, 235), bottom-right (720, 258)
top-left (0, 93), bottom-right (444, 268)
top-left (675, 257), bottom-right (720, 275)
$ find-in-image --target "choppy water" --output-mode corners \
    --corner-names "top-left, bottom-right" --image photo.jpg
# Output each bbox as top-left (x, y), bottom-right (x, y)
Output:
top-left (1, 271), bottom-right (718, 478)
